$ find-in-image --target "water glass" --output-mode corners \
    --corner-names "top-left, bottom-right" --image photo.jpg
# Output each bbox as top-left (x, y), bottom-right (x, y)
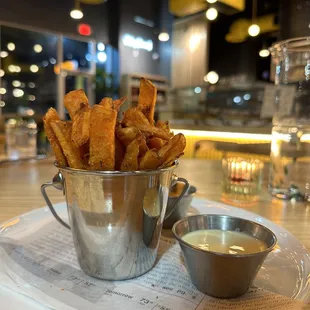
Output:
top-left (5, 118), bottom-right (37, 160)
top-left (269, 37), bottom-right (310, 199)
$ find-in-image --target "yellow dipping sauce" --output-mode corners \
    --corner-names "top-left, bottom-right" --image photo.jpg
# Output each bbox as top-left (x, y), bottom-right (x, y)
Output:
top-left (182, 229), bottom-right (267, 254)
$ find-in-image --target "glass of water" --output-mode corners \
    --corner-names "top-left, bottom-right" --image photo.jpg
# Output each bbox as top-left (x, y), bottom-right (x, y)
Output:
top-left (269, 37), bottom-right (310, 199)
top-left (5, 118), bottom-right (37, 160)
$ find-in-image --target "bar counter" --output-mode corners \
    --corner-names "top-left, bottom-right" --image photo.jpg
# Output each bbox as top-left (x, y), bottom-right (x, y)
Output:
top-left (1, 158), bottom-right (309, 250)
top-left (171, 124), bottom-right (272, 159)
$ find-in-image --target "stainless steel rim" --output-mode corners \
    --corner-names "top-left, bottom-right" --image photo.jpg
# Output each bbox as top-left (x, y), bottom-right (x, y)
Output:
top-left (172, 214), bottom-right (277, 258)
top-left (55, 160), bottom-right (179, 176)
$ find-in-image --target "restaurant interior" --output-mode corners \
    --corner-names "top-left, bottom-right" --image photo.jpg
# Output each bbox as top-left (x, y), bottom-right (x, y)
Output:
top-left (1, 0), bottom-right (310, 309)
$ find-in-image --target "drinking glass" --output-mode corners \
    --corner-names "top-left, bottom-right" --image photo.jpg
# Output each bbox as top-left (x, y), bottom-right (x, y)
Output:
top-left (269, 37), bottom-right (310, 199)
top-left (222, 157), bottom-right (263, 203)
top-left (5, 118), bottom-right (37, 160)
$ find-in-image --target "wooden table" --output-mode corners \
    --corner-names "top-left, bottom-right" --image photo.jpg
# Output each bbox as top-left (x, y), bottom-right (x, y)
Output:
top-left (1, 158), bottom-right (310, 250)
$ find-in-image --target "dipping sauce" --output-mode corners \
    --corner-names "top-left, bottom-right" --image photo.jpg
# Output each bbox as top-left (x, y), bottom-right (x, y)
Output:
top-left (182, 229), bottom-right (267, 254)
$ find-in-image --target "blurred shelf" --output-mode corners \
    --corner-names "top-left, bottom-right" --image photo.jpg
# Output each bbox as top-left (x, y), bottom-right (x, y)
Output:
top-left (121, 73), bottom-right (169, 111)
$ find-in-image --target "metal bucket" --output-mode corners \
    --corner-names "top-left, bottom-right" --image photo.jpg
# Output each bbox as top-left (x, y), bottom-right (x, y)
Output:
top-left (41, 162), bottom-right (188, 280)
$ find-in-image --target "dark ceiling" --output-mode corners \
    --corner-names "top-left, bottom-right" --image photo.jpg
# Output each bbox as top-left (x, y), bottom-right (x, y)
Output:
top-left (0, 0), bottom-right (112, 43)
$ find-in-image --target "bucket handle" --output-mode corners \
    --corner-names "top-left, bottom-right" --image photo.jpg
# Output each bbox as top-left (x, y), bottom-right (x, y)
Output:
top-left (164, 175), bottom-right (189, 220)
top-left (41, 171), bottom-right (70, 230)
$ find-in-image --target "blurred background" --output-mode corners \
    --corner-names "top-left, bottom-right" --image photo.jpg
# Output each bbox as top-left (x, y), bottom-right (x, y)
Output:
top-left (0, 0), bottom-right (308, 161)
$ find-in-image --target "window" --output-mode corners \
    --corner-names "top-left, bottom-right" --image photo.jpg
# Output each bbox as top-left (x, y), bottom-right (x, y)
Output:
top-left (0, 26), bottom-right (57, 115)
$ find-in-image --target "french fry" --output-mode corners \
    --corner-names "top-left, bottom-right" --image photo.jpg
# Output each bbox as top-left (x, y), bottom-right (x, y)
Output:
top-left (64, 89), bottom-right (89, 119)
top-left (148, 137), bottom-right (166, 150)
top-left (89, 105), bottom-right (117, 170)
top-left (139, 136), bottom-right (148, 157)
top-left (116, 126), bottom-right (140, 146)
top-left (99, 97), bottom-right (113, 109)
top-left (155, 120), bottom-right (173, 137)
top-left (158, 133), bottom-right (186, 167)
top-left (139, 149), bottom-right (161, 170)
top-left (137, 77), bottom-right (156, 125)
top-left (116, 126), bottom-right (148, 156)
top-left (120, 137), bottom-right (142, 171)
top-left (72, 106), bottom-right (91, 147)
top-left (43, 108), bottom-right (67, 167)
top-left (115, 137), bottom-right (125, 171)
top-left (122, 108), bottom-right (171, 140)
top-left (113, 96), bottom-right (127, 111)
top-left (80, 141), bottom-right (90, 169)
top-left (155, 120), bottom-right (170, 130)
top-left (50, 121), bottom-right (84, 169)
top-left (44, 77), bottom-right (187, 172)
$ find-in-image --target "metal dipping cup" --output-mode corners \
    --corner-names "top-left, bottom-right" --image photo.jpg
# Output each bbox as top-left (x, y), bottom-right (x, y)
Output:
top-left (173, 214), bottom-right (277, 298)
top-left (41, 162), bottom-right (189, 280)
top-left (163, 183), bottom-right (197, 229)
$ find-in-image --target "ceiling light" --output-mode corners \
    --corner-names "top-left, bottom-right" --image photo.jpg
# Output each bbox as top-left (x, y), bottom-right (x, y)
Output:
top-left (0, 88), bottom-right (6, 94)
top-left (248, 24), bottom-right (260, 37)
top-left (8, 65), bottom-right (21, 73)
top-left (13, 88), bottom-right (24, 98)
top-left (233, 96), bottom-right (242, 104)
top-left (158, 32), bottom-right (169, 42)
top-left (0, 101), bottom-right (5, 107)
top-left (0, 70), bottom-right (4, 77)
top-left (28, 95), bottom-right (36, 101)
top-left (8, 65), bottom-right (15, 72)
top-left (12, 80), bottom-right (21, 87)
top-left (97, 42), bottom-right (105, 51)
top-left (30, 64), bottom-right (39, 73)
top-left (194, 87), bottom-right (202, 94)
top-left (97, 52), bottom-right (107, 62)
top-left (42, 60), bottom-right (49, 67)
top-left (50, 58), bottom-right (56, 64)
top-left (259, 48), bottom-right (270, 57)
top-left (206, 8), bottom-right (218, 21)
top-left (204, 71), bottom-right (219, 84)
top-left (70, 8), bottom-right (83, 19)
top-left (33, 44), bottom-right (43, 53)
top-left (0, 51), bottom-right (8, 58)
top-left (27, 109), bottom-right (35, 116)
top-left (243, 94), bottom-right (251, 100)
top-left (206, 0), bottom-right (217, 3)
top-left (28, 82), bottom-right (35, 88)
top-left (7, 42), bottom-right (15, 51)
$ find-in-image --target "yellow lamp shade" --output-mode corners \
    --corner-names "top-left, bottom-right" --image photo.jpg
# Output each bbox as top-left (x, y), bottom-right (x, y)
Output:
top-left (80, 0), bottom-right (105, 4)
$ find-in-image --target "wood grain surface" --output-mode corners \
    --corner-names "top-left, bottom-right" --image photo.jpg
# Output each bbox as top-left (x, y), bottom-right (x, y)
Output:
top-left (1, 158), bottom-right (310, 250)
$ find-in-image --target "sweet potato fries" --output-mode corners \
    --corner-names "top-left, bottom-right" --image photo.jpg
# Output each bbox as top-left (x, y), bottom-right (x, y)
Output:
top-left (43, 77), bottom-right (186, 171)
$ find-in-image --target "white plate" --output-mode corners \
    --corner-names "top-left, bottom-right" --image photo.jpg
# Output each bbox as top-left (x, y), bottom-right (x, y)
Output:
top-left (0, 198), bottom-right (309, 309)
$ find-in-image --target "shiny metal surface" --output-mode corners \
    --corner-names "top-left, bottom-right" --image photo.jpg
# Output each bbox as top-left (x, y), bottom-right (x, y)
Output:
top-left (41, 172), bottom-right (69, 229)
top-left (173, 214), bottom-right (277, 298)
top-left (41, 163), bottom-right (189, 280)
top-left (163, 184), bottom-right (197, 229)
